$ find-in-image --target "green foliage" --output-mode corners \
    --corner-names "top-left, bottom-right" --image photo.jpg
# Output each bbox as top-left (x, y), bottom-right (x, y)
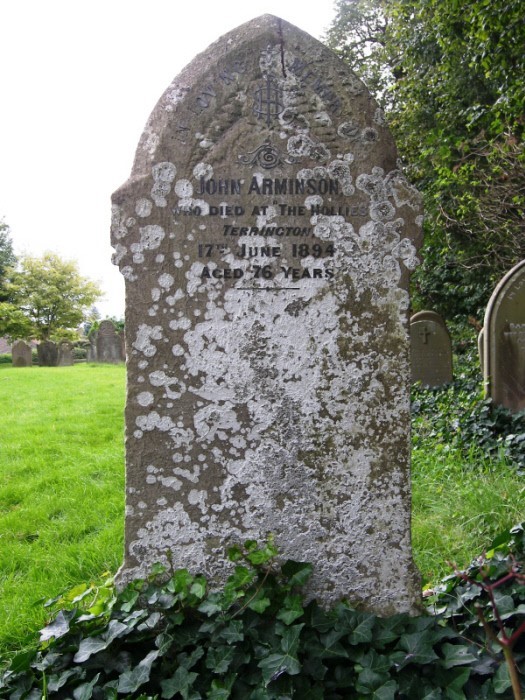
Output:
top-left (427, 523), bottom-right (525, 699)
top-left (410, 335), bottom-right (525, 582)
top-left (410, 238), bottom-right (494, 322)
top-left (4, 251), bottom-right (102, 341)
top-left (412, 351), bottom-right (525, 471)
top-left (0, 301), bottom-right (33, 341)
top-left (2, 536), bottom-right (525, 699)
top-left (322, 0), bottom-right (393, 102)
top-left (0, 220), bottom-right (16, 301)
top-left (326, 0), bottom-right (525, 317)
top-left (73, 343), bottom-right (88, 361)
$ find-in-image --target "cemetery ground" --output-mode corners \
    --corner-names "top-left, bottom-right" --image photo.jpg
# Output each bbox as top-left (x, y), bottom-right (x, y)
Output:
top-left (0, 354), bottom-right (524, 662)
top-left (0, 357), bottom-right (525, 697)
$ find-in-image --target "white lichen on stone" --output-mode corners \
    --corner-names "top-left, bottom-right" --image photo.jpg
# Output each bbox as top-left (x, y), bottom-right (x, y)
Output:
top-left (135, 198), bottom-right (153, 218)
top-left (132, 324), bottom-right (163, 357)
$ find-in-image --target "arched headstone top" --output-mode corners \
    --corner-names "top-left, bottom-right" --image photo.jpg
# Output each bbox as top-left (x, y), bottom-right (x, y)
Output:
top-left (484, 259), bottom-right (525, 411)
top-left (111, 14), bottom-right (422, 291)
top-left (98, 320), bottom-right (117, 336)
top-left (122, 15), bottom-right (388, 177)
top-left (410, 310), bottom-right (449, 332)
top-left (410, 311), bottom-right (453, 387)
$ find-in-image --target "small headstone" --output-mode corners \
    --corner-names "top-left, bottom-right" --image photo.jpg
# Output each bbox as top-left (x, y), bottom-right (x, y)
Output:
top-left (37, 340), bottom-right (58, 367)
top-left (58, 341), bottom-right (74, 366)
top-left (96, 320), bottom-right (123, 363)
top-left (87, 331), bottom-right (98, 362)
top-left (484, 260), bottom-right (525, 412)
top-left (410, 311), bottom-right (453, 387)
top-left (11, 340), bottom-right (32, 367)
top-left (111, 15), bottom-right (423, 614)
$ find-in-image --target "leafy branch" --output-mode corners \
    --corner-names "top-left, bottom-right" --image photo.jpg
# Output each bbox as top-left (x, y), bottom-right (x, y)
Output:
top-left (452, 560), bottom-right (525, 700)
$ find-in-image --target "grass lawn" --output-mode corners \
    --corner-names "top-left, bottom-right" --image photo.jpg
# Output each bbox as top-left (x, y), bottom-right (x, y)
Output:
top-left (0, 361), bottom-right (523, 657)
top-left (0, 364), bottom-right (125, 654)
top-left (412, 446), bottom-right (524, 584)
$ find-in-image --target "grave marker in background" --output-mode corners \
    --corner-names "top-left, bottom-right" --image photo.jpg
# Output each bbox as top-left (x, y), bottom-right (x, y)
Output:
top-left (410, 311), bottom-right (453, 387)
top-left (111, 15), bottom-right (423, 614)
top-left (484, 260), bottom-right (525, 412)
top-left (37, 341), bottom-right (58, 367)
top-left (96, 320), bottom-right (124, 363)
top-left (11, 340), bottom-right (32, 367)
top-left (87, 332), bottom-right (98, 362)
top-left (58, 341), bottom-right (74, 366)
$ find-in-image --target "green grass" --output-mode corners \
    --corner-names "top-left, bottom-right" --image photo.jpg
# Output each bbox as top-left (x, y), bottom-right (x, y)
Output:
top-left (0, 360), bottom-right (524, 659)
top-left (0, 364), bottom-right (125, 654)
top-left (411, 445), bottom-right (524, 584)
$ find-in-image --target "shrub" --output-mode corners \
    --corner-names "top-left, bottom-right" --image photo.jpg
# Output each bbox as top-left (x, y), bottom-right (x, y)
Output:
top-left (73, 344), bottom-right (88, 361)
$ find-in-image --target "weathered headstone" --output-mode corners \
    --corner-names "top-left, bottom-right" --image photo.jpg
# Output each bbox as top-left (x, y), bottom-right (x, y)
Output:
top-left (410, 311), bottom-right (453, 387)
top-left (484, 260), bottom-right (525, 412)
top-left (11, 340), bottom-right (33, 367)
top-left (87, 331), bottom-right (98, 362)
top-left (111, 15), bottom-right (423, 614)
top-left (58, 341), bottom-right (74, 366)
top-left (96, 320), bottom-right (124, 363)
top-left (37, 340), bottom-right (58, 367)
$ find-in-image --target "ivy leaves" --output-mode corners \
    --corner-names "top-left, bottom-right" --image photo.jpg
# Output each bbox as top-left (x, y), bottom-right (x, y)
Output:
top-left (1, 537), bottom-right (524, 698)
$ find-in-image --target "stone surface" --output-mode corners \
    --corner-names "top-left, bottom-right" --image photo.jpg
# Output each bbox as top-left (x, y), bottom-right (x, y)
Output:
top-left (478, 328), bottom-right (484, 373)
top-left (37, 340), bottom-right (58, 367)
top-left (87, 331), bottom-right (98, 362)
top-left (410, 311), bottom-right (453, 387)
top-left (111, 15), bottom-right (423, 614)
top-left (11, 340), bottom-right (33, 367)
top-left (484, 260), bottom-right (525, 412)
top-left (96, 320), bottom-right (124, 363)
top-left (58, 341), bottom-right (74, 366)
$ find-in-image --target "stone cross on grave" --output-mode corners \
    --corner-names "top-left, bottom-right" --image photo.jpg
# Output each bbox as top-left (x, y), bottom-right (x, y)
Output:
top-left (418, 324), bottom-right (432, 344)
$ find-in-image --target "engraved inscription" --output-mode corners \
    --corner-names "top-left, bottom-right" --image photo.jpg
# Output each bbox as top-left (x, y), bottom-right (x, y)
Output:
top-left (253, 75), bottom-right (284, 125)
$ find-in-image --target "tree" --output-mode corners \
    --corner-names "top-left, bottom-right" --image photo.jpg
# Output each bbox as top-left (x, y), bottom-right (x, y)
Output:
top-left (5, 252), bottom-right (102, 341)
top-left (82, 305), bottom-right (101, 336)
top-left (323, 0), bottom-right (392, 102)
top-left (0, 301), bottom-right (33, 340)
top-left (326, 0), bottom-right (525, 320)
top-left (0, 219), bottom-right (17, 301)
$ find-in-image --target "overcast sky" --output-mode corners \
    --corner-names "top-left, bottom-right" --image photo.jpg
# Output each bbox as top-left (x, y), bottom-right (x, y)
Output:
top-left (0, 1), bottom-right (335, 318)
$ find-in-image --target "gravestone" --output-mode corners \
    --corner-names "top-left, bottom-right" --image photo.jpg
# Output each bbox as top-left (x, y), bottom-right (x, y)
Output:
top-left (87, 331), bottom-right (98, 362)
top-left (484, 260), bottom-right (525, 412)
top-left (58, 341), bottom-right (74, 366)
top-left (111, 15), bottom-right (423, 614)
top-left (410, 311), bottom-right (453, 387)
top-left (11, 340), bottom-right (32, 367)
top-left (96, 320), bottom-right (124, 363)
top-left (37, 340), bottom-right (58, 367)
